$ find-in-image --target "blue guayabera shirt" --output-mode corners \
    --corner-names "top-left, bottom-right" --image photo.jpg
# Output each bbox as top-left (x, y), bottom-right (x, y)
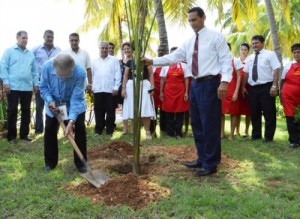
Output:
top-left (40, 60), bottom-right (87, 121)
top-left (32, 45), bottom-right (61, 76)
top-left (0, 44), bottom-right (39, 91)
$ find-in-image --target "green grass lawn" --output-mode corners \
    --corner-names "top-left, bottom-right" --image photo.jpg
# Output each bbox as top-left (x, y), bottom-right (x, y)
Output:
top-left (0, 116), bottom-right (299, 218)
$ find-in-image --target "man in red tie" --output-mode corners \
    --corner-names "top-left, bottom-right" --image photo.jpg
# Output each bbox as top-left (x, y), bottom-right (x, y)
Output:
top-left (143, 7), bottom-right (232, 176)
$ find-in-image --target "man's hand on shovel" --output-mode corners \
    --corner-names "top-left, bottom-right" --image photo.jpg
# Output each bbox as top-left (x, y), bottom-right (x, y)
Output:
top-left (65, 120), bottom-right (74, 138)
top-left (49, 102), bottom-right (74, 138)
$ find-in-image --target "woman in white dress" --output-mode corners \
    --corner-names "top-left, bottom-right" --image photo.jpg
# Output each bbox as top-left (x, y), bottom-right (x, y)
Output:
top-left (121, 45), bottom-right (155, 139)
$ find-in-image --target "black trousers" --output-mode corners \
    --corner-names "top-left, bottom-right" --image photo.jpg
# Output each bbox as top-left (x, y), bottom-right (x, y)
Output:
top-left (286, 116), bottom-right (300, 144)
top-left (249, 82), bottom-right (276, 141)
top-left (94, 92), bottom-right (115, 134)
top-left (44, 112), bottom-right (87, 169)
top-left (6, 90), bottom-right (32, 141)
top-left (165, 112), bottom-right (184, 137)
top-left (150, 108), bottom-right (167, 133)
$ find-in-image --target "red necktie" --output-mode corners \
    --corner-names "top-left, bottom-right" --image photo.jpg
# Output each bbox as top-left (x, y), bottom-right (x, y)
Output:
top-left (192, 33), bottom-right (199, 77)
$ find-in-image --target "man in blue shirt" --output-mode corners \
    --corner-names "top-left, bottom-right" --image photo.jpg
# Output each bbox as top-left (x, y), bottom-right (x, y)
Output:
top-left (40, 53), bottom-right (87, 173)
top-left (32, 30), bottom-right (61, 135)
top-left (0, 30), bottom-right (39, 144)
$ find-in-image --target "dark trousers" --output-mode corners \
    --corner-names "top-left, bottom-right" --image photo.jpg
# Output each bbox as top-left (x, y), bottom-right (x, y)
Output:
top-left (94, 92), bottom-right (115, 134)
top-left (35, 91), bottom-right (44, 134)
top-left (44, 112), bottom-right (87, 169)
top-left (286, 116), bottom-right (300, 144)
top-left (7, 90), bottom-right (32, 141)
top-left (150, 108), bottom-right (166, 133)
top-left (189, 77), bottom-right (221, 170)
top-left (249, 82), bottom-right (276, 141)
top-left (166, 112), bottom-right (184, 137)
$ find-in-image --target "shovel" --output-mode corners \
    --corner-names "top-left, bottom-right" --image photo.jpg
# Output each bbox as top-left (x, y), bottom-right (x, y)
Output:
top-left (53, 110), bottom-right (109, 188)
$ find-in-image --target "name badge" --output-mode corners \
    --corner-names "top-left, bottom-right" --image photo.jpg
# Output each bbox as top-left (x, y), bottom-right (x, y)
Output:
top-left (58, 104), bottom-right (68, 121)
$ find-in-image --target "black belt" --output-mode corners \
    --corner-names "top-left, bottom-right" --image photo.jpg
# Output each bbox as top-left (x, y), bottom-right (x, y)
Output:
top-left (195, 75), bottom-right (218, 83)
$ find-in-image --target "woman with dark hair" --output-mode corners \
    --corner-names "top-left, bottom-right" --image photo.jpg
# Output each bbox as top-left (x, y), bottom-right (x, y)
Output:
top-left (237, 42), bottom-right (251, 137)
top-left (121, 43), bottom-right (155, 139)
top-left (221, 43), bottom-right (243, 140)
top-left (118, 42), bottom-right (132, 134)
top-left (281, 43), bottom-right (300, 148)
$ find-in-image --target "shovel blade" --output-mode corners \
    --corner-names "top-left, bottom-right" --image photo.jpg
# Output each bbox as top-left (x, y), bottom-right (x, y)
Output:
top-left (81, 169), bottom-right (109, 188)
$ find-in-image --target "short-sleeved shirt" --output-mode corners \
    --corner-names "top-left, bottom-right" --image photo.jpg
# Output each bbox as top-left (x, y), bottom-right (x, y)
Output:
top-left (243, 49), bottom-right (281, 86)
top-left (32, 45), bottom-right (61, 75)
top-left (282, 60), bottom-right (296, 79)
top-left (64, 48), bottom-right (91, 73)
top-left (160, 62), bottom-right (191, 78)
top-left (126, 60), bottom-right (149, 80)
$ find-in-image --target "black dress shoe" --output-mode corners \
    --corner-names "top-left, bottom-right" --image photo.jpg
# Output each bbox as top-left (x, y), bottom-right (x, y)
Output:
top-left (263, 139), bottom-right (273, 143)
top-left (289, 143), bottom-right (299, 149)
top-left (77, 166), bottom-right (87, 173)
top-left (44, 166), bottom-right (54, 173)
top-left (184, 161), bottom-right (202, 168)
top-left (8, 139), bottom-right (17, 144)
top-left (195, 168), bottom-right (217, 176)
top-left (20, 136), bottom-right (33, 142)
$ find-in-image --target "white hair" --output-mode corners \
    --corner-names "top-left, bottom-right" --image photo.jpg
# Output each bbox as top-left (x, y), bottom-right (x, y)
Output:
top-left (53, 53), bottom-right (75, 76)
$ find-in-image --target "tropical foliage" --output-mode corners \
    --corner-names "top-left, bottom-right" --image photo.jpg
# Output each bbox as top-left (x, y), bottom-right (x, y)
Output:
top-left (208, 0), bottom-right (300, 60)
top-left (81, 0), bottom-right (197, 53)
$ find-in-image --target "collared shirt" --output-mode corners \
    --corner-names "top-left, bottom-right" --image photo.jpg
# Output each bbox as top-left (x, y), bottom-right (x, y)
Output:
top-left (243, 49), bottom-right (281, 86)
top-left (153, 27), bottom-right (232, 82)
top-left (91, 55), bottom-right (121, 93)
top-left (282, 60), bottom-right (297, 79)
top-left (32, 44), bottom-right (61, 75)
top-left (160, 62), bottom-right (191, 78)
top-left (39, 60), bottom-right (87, 121)
top-left (0, 44), bottom-right (39, 91)
top-left (64, 48), bottom-right (91, 73)
top-left (233, 57), bottom-right (243, 72)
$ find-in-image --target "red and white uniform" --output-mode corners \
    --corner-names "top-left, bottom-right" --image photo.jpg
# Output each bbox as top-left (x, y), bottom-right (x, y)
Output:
top-left (282, 61), bottom-right (300, 117)
top-left (222, 58), bottom-right (243, 115)
top-left (160, 62), bottom-right (190, 112)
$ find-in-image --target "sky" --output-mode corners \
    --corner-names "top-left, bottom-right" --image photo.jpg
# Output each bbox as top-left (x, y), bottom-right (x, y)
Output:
top-left (0, 0), bottom-right (218, 59)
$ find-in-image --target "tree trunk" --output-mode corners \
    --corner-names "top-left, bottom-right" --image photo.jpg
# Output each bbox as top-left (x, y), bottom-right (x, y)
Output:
top-left (118, 16), bottom-right (123, 58)
top-left (153, 0), bottom-right (169, 51)
top-left (264, 0), bottom-right (283, 67)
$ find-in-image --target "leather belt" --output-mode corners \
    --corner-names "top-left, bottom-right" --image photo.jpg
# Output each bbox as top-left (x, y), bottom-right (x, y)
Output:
top-left (195, 75), bottom-right (218, 83)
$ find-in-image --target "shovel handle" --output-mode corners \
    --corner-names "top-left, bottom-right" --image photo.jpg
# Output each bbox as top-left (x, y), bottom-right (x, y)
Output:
top-left (54, 113), bottom-right (87, 166)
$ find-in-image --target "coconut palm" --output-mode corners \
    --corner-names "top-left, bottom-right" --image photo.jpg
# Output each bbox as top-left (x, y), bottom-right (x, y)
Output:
top-left (81, 0), bottom-right (197, 52)
top-left (207, 0), bottom-right (300, 62)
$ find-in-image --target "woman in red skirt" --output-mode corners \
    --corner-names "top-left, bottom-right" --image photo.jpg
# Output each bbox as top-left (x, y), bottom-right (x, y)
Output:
top-left (281, 43), bottom-right (300, 148)
top-left (237, 43), bottom-right (251, 137)
top-left (221, 43), bottom-right (243, 140)
top-left (160, 47), bottom-right (191, 138)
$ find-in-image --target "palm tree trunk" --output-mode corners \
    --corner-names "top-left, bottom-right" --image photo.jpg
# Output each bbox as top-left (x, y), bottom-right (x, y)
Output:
top-left (264, 0), bottom-right (283, 67)
top-left (153, 0), bottom-right (169, 51)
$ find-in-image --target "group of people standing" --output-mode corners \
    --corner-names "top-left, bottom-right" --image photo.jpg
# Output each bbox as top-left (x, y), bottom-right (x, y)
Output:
top-left (1, 6), bottom-right (299, 178)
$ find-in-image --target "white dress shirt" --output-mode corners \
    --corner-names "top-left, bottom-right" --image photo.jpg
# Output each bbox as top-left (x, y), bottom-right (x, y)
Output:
top-left (160, 62), bottom-right (191, 78)
top-left (233, 57), bottom-right (243, 72)
top-left (282, 60), bottom-right (296, 79)
top-left (243, 49), bottom-right (281, 86)
top-left (153, 27), bottom-right (232, 82)
top-left (91, 55), bottom-right (121, 93)
top-left (64, 48), bottom-right (91, 73)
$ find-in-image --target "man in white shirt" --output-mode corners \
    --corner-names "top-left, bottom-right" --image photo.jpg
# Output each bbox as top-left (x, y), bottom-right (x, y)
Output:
top-left (65, 33), bottom-right (92, 93)
top-left (143, 7), bottom-right (232, 176)
top-left (243, 35), bottom-right (281, 143)
top-left (91, 41), bottom-right (121, 136)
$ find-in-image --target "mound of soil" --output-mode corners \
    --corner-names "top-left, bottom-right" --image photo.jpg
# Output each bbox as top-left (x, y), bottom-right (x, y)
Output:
top-left (66, 141), bottom-right (240, 210)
